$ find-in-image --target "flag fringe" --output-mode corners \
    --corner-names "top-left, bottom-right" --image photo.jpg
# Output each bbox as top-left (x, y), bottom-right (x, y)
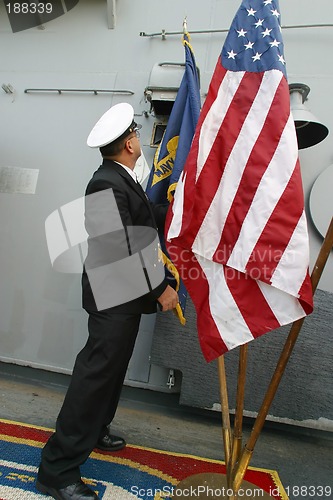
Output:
top-left (167, 182), bottom-right (178, 202)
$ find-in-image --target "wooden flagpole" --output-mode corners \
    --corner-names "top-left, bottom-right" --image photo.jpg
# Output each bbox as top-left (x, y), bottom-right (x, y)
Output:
top-left (231, 216), bottom-right (333, 494)
top-left (217, 355), bottom-right (232, 483)
top-left (230, 343), bottom-right (248, 476)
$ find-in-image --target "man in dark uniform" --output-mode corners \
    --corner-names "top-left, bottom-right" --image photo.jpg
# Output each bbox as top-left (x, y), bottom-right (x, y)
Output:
top-left (36, 103), bottom-right (179, 500)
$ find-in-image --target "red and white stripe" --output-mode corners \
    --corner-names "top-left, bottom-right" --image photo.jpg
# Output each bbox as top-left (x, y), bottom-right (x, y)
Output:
top-left (166, 62), bottom-right (313, 362)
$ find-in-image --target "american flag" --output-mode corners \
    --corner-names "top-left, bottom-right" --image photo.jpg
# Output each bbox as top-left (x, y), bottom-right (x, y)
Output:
top-left (165, 0), bottom-right (313, 362)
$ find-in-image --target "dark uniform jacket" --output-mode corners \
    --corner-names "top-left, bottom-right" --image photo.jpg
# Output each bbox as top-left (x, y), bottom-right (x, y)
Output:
top-left (82, 159), bottom-right (168, 314)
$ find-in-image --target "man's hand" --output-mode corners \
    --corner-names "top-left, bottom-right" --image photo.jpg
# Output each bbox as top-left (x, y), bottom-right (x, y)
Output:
top-left (157, 285), bottom-right (179, 312)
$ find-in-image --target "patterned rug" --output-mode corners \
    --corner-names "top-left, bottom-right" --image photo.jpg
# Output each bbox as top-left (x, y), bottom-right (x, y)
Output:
top-left (0, 419), bottom-right (287, 499)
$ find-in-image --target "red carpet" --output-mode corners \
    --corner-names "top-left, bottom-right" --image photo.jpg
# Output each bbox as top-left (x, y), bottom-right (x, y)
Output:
top-left (0, 419), bottom-right (287, 498)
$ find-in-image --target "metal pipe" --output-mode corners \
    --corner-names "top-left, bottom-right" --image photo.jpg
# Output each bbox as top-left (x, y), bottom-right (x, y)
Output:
top-left (140, 24), bottom-right (333, 38)
top-left (24, 89), bottom-right (134, 95)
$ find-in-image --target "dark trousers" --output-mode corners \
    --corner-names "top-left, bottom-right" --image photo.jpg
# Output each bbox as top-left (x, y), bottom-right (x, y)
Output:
top-left (37, 310), bottom-right (141, 488)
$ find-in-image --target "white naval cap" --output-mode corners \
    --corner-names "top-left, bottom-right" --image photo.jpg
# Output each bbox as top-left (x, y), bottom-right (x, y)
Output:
top-left (87, 102), bottom-right (141, 148)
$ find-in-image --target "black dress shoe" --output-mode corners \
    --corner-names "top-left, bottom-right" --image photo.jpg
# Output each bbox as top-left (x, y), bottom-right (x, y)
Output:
top-left (95, 432), bottom-right (126, 451)
top-left (36, 479), bottom-right (99, 499)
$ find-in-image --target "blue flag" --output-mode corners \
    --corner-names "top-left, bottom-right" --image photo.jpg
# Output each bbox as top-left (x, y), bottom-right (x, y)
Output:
top-left (146, 31), bottom-right (201, 323)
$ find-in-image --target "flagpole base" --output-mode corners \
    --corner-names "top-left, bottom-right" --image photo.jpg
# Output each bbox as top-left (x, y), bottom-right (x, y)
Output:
top-left (172, 473), bottom-right (273, 499)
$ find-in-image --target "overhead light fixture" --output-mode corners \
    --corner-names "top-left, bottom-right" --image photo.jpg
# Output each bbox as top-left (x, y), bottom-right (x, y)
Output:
top-left (289, 83), bottom-right (329, 150)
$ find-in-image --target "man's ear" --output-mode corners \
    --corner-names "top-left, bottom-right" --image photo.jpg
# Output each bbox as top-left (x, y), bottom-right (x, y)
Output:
top-left (124, 137), bottom-right (133, 153)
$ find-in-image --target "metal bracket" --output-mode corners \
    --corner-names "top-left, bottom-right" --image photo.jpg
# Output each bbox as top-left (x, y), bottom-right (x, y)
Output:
top-left (167, 369), bottom-right (175, 389)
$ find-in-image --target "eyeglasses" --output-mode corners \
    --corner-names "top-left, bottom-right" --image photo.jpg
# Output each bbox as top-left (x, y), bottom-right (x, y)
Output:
top-left (124, 130), bottom-right (140, 149)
